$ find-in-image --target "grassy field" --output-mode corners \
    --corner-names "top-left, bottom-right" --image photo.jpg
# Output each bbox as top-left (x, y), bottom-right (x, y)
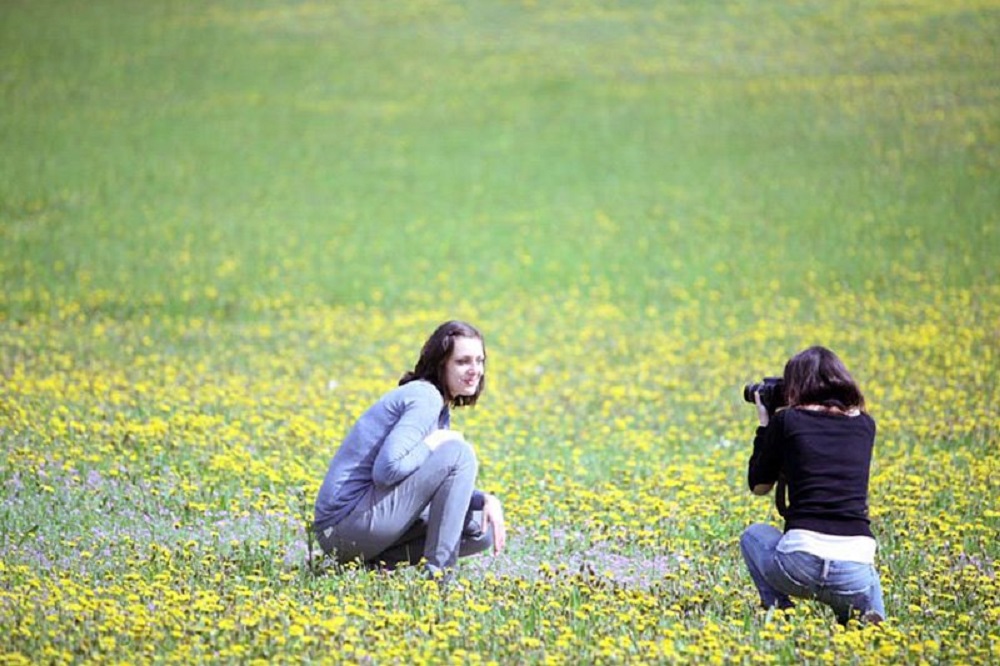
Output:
top-left (2, 0), bottom-right (999, 663)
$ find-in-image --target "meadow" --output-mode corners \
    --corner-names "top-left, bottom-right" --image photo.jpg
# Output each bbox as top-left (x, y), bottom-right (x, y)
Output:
top-left (1, 0), bottom-right (999, 663)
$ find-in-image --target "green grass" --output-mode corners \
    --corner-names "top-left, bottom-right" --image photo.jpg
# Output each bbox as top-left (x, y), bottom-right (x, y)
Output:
top-left (2, 0), bottom-right (999, 663)
top-left (3, 0), bottom-right (997, 317)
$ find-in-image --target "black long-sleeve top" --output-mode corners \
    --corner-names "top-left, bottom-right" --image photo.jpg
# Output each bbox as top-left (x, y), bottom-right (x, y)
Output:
top-left (748, 407), bottom-right (876, 538)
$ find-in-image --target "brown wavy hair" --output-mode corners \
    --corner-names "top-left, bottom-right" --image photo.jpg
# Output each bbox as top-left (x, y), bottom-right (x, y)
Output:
top-left (783, 346), bottom-right (865, 411)
top-left (399, 320), bottom-right (486, 407)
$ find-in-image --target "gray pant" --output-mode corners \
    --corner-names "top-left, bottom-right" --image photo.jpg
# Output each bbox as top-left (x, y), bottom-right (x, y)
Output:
top-left (317, 439), bottom-right (492, 571)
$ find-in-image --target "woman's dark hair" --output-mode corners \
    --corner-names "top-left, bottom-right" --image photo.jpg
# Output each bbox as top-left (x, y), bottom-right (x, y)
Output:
top-left (783, 346), bottom-right (865, 411)
top-left (399, 320), bottom-right (486, 407)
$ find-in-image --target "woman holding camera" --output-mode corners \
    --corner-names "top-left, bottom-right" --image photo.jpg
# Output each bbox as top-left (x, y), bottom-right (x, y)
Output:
top-left (313, 320), bottom-right (506, 579)
top-left (740, 346), bottom-right (885, 625)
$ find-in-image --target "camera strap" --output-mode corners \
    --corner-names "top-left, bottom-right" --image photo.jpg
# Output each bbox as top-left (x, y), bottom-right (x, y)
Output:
top-left (775, 475), bottom-right (788, 517)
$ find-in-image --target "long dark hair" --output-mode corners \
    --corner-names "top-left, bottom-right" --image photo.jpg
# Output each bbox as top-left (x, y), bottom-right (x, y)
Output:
top-left (399, 320), bottom-right (486, 407)
top-left (783, 345), bottom-right (865, 411)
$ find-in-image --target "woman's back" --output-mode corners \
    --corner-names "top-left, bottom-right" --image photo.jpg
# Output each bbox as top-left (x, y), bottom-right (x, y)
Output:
top-left (775, 408), bottom-right (876, 537)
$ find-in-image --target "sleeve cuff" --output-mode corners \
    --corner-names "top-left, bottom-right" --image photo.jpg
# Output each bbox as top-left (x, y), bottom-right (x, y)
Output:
top-left (469, 490), bottom-right (486, 511)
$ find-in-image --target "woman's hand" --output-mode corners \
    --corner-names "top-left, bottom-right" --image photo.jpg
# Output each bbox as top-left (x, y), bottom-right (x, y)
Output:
top-left (482, 493), bottom-right (506, 554)
top-left (424, 429), bottom-right (464, 451)
top-left (754, 391), bottom-right (770, 428)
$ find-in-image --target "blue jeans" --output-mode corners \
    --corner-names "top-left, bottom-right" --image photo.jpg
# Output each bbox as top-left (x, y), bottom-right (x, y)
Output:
top-left (740, 523), bottom-right (886, 624)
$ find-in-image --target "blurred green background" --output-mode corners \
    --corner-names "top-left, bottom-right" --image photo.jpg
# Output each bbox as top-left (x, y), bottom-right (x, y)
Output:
top-left (3, 0), bottom-right (997, 319)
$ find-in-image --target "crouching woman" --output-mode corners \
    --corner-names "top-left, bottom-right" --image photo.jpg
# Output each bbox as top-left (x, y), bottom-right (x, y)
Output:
top-left (313, 320), bottom-right (506, 578)
top-left (740, 346), bottom-right (885, 625)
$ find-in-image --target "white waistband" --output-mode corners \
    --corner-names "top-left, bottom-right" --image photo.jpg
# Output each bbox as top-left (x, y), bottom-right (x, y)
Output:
top-left (777, 529), bottom-right (877, 563)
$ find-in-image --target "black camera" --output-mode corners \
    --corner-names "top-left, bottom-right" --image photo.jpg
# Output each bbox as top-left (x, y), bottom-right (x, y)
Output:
top-left (743, 377), bottom-right (786, 415)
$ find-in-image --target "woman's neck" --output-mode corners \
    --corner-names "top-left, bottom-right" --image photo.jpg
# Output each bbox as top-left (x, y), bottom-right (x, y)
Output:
top-left (796, 403), bottom-right (861, 417)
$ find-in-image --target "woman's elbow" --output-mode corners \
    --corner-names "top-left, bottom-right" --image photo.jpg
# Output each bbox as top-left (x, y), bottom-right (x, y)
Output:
top-left (751, 483), bottom-right (774, 496)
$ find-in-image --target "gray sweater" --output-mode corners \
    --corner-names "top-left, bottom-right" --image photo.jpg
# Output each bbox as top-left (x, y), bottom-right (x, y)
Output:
top-left (314, 380), bottom-right (450, 530)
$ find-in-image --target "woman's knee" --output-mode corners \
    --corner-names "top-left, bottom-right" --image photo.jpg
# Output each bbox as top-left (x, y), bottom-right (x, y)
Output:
top-left (740, 523), bottom-right (781, 551)
top-left (434, 438), bottom-right (478, 470)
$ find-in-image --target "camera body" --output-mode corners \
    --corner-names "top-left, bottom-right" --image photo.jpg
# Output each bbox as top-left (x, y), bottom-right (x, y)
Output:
top-left (743, 377), bottom-right (786, 415)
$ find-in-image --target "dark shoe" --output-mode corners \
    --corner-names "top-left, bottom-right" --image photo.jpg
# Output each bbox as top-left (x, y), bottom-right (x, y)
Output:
top-left (760, 598), bottom-right (795, 611)
top-left (364, 559), bottom-right (398, 573)
top-left (861, 611), bottom-right (884, 626)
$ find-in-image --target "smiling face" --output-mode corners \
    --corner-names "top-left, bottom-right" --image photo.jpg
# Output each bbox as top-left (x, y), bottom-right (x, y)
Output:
top-left (443, 336), bottom-right (485, 402)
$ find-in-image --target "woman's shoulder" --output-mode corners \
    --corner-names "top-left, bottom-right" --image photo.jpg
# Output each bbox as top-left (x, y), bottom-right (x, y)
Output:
top-left (388, 379), bottom-right (445, 407)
